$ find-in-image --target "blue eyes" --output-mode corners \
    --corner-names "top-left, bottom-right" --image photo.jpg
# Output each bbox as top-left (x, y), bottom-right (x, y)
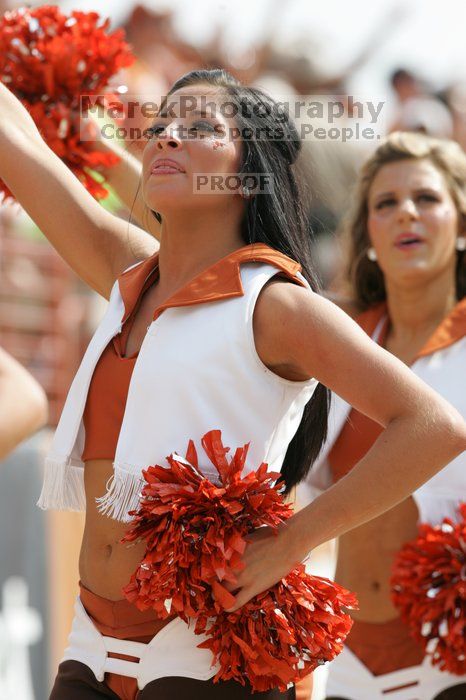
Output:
top-left (190, 121), bottom-right (216, 133)
top-left (146, 121), bottom-right (217, 139)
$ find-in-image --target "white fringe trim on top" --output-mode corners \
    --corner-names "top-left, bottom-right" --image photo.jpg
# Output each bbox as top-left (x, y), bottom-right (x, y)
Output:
top-left (95, 465), bottom-right (146, 523)
top-left (36, 458), bottom-right (144, 523)
top-left (36, 458), bottom-right (86, 512)
top-left (95, 460), bottom-right (223, 523)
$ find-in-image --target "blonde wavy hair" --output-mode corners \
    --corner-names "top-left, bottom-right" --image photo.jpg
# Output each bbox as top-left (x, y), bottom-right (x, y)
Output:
top-left (343, 131), bottom-right (466, 309)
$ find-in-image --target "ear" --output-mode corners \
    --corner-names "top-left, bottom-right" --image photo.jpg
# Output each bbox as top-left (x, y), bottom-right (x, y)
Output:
top-left (240, 185), bottom-right (254, 200)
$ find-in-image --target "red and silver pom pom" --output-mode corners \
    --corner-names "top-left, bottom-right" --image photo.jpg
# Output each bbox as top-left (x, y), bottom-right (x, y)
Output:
top-left (122, 430), bottom-right (358, 692)
top-left (391, 504), bottom-right (466, 675)
top-left (0, 5), bottom-right (134, 201)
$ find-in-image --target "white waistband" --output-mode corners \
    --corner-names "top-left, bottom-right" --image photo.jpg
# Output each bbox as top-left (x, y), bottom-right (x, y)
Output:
top-left (61, 596), bottom-right (219, 690)
top-left (326, 645), bottom-right (463, 700)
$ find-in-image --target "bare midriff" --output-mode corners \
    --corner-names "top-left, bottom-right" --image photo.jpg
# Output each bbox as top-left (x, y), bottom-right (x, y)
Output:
top-left (79, 459), bottom-right (149, 600)
top-left (334, 498), bottom-right (419, 621)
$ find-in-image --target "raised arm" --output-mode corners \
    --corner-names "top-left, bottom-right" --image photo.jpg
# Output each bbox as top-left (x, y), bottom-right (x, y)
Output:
top-left (226, 282), bottom-right (466, 609)
top-left (0, 347), bottom-right (48, 460)
top-left (0, 83), bottom-right (157, 298)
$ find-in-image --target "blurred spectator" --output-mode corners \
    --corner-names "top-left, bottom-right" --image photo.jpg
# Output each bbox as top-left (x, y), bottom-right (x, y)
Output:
top-left (389, 68), bottom-right (453, 137)
top-left (445, 81), bottom-right (466, 152)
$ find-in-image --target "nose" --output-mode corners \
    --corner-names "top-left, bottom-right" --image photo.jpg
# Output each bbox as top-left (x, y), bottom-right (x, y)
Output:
top-left (155, 125), bottom-right (183, 151)
top-left (397, 197), bottom-right (419, 222)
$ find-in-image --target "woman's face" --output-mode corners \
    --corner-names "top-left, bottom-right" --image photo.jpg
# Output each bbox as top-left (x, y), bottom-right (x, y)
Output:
top-left (366, 158), bottom-right (461, 290)
top-left (142, 83), bottom-right (243, 216)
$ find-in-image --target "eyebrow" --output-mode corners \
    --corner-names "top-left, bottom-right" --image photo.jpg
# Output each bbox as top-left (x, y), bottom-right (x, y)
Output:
top-left (189, 109), bottom-right (215, 118)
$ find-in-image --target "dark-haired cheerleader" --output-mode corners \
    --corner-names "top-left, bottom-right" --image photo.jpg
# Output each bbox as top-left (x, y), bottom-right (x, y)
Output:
top-left (1, 38), bottom-right (466, 699)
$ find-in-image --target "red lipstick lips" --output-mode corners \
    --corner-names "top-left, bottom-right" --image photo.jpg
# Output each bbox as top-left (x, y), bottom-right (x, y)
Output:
top-left (394, 233), bottom-right (425, 250)
top-left (151, 158), bottom-right (185, 174)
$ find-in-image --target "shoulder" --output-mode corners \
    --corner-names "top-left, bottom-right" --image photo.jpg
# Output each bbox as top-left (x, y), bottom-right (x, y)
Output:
top-left (254, 276), bottom-right (340, 329)
top-left (253, 271), bottom-right (362, 323)
top-left (253, 276), bottom-right (383, 380)
top-left (252, 277), bottom-right (343, 380)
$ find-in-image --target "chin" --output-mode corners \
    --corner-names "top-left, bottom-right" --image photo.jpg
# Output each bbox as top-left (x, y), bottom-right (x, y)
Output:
top-left (144, 189), bottom-right (189, 211)
top-left (387, 264), bottom-right (440, 288)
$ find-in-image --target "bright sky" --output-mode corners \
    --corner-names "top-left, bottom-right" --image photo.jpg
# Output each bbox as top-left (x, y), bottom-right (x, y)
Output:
top-left (57, 0), bottom-right (466, 94)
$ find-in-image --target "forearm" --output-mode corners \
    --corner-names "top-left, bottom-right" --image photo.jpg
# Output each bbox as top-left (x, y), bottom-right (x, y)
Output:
top-left (0, 81), bottom-right (141, 210)
top-left (0, 82), bottom-right (41, 140)
top-left (96, 138), bottom-right (142, 210)
top-left (0, 82), bottom-right (137, 215)
top-left (290, 404), bottom-right (466, 558)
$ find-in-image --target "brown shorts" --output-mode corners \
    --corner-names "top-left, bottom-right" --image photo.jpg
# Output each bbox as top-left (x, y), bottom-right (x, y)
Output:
top-left (50, 659), bottom-right (296, 699)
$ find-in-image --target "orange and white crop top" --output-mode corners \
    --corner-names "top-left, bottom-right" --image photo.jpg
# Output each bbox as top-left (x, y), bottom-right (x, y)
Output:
top-left (38, 244), bottom-right (319, 523)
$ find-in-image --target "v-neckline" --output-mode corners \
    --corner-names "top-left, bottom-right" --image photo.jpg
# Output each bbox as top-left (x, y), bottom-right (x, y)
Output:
top-left (113, 265), bottom-right (160, 360)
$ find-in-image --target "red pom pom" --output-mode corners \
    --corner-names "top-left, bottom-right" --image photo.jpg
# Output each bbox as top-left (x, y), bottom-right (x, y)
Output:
top-left (391, 503), bottom-right (466, 675)
top-left (195, 568), bottom-right (357, 691)
top-left (122, 430), bottom-right (358, 692)
top-left (0, 5), bottom-right (134, 201)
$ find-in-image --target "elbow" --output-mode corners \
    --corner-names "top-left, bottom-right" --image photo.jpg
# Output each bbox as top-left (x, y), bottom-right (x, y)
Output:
top-left (439, 406), bottom-right (466, 456)
top-left (454, 418), bottom-right (466, 454)
top-left (0, 386), bottom-right (48, 462)
top-left (20, 380), bottom-right (49, 437)
top-left (29, 385), bottom-right (49, 432)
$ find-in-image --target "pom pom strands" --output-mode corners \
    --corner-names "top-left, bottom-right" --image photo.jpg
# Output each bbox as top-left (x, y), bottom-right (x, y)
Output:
top-left (122, 430), bottom-right (358, 692)
top-left (0, 5), bottom-right (134, 200)
top-left (391, 503), bottom-right (466, 675)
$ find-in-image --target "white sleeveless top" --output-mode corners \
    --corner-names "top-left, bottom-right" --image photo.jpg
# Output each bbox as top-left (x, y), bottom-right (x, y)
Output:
top-left (38, 245), bottom-right (318, 522)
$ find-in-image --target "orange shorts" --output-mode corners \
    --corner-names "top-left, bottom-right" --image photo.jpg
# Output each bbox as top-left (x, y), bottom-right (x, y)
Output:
top-left (345, 616), bottom-right (424, 676)
top-left (79, 581), bottom-right (173, 699)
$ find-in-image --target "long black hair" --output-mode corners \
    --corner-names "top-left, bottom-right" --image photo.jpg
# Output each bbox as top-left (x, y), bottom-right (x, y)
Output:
top-left (148, 68), bottom-right (330, 493)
